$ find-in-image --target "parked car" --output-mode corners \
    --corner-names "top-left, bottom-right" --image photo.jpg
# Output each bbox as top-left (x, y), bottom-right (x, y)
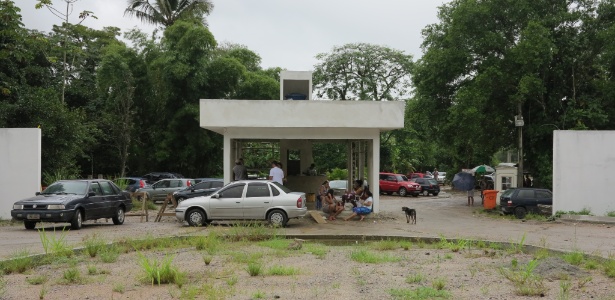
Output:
top-left (500, 188), bottom-right (553, 219)
top-left (436, 172), bottom-right (447, 185)
top-left (173, 179), bottom-right (224, 202)
top-left (379, 172), bottom-right (421, 197)
top-left (410, 178), bottom-right (441, 196)
top-left (329, 180), bottom-right (348, 196)
top-left (136, 178), bottom-right (194, 202)
top-left (175, 180), bottom-right (307, 227)
top-left (113, 177), bottom-right (148, 192)
top-left (194, 178), bottom-right (220, 184)
top-left (408, 172), bottom-right (432, 179)
top-left (11, 180), bottom-right (132, 230)
top-left (141, 172), bottom-right (184, 185)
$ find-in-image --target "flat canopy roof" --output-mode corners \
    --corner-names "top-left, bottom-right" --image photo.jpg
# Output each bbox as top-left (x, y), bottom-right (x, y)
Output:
top-left (199, 99), bottom-right (405, 135)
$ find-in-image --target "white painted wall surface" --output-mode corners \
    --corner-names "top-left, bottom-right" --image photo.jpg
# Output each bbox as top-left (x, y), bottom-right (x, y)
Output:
top-left (200, 100), bottom-right (405, 133)
top-left (553, 131), bottom-right (615, 216)
top-left (0, 128), bottom-right (41, 219)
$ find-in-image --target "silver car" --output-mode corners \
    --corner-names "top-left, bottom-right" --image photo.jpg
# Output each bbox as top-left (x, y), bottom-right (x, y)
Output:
top-left (137, 178), bottom-right (194, 202)
top-left (175, 180), bottom-right (307, 227)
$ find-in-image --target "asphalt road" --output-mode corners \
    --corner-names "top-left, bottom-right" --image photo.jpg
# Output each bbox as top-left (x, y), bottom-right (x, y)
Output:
top-left (1, 188), bottom-right (613, 259)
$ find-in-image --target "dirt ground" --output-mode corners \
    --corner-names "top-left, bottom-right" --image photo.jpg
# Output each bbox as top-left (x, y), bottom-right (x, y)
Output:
top-left (1, 236), bottom-right (614, 300)
top-left (1, 189), bottom-right (615, 299)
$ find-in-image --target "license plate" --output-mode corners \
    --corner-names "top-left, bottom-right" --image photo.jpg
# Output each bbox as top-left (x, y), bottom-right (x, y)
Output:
top-left (27, 214), bottom-right (40, 220)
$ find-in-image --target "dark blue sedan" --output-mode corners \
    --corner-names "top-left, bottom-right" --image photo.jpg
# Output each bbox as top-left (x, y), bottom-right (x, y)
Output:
top-left (11, 180), bottom-right (132, 230)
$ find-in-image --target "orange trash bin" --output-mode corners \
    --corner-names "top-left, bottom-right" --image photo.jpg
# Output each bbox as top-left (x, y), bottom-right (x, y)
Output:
top-left (482, 190), bottom-right (498, 210)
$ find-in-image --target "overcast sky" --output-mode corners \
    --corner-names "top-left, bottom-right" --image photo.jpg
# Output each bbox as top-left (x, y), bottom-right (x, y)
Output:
top-left (16, 0), bottom-right (450, 71)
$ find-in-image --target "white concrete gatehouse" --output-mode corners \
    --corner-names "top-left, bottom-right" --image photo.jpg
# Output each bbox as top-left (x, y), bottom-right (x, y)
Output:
top-left (199, 71), bottom-right (405, 212)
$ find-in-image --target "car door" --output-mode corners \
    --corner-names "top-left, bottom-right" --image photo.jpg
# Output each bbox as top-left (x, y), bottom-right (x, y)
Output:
top-left (535, 190), bottom-right (553, 206)
top-left (243, 182), bottom-right (273, 219)
top-left (209, 183), bottom-right (245, 219)
top-left (516, 189), bottom-right (538, 211)
top-left (86, 182), bottom-right (106, 219)
top-left (99, 181), bottom-right (120, 217)
top-left (150, 180), bottom-right (171, 201)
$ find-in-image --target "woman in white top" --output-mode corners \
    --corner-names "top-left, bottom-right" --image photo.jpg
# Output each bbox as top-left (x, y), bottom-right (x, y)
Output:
top-left (344, 190), bottom-right (373, 221)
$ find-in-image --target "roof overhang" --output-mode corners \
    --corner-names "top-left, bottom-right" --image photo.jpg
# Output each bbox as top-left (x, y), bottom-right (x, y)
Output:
top-left (199, 99), bottom-right (405, 135)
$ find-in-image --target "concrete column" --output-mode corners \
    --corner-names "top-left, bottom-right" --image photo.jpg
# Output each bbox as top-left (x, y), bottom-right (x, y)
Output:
top-left (358, 141), bottom-right (365, 181)
top-left (346, 141), bottom-right (353, 188)
top-left (224, 135), bottom-right (232, 184)
top-left (370, 135), bottom-right (380, 213)
top-left (280, 141), bottom-right (288, 176)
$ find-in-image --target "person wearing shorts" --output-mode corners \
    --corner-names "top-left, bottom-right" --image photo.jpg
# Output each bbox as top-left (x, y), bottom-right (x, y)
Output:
top-left (344, 190), bottom-right (373, 221)
top-left (467, 189), bottom-right (475, 206)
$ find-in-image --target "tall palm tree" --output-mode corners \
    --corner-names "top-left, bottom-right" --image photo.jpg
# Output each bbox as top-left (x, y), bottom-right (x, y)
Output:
top-left (124, 0), bottom-right (214, 27)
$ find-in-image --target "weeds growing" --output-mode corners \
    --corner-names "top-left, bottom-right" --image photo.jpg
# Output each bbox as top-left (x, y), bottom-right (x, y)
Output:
top-left (26, 275), bottom-right (48, 285)
top-left (83, 234), bottom-right (106, 258)
top-left (247, 262), bottom-right (263, 276)
top-left (267, 265), bottom-right (300, 276)
top-left (499, 259), bottom-right (545, 296)
top-left (2, 250), bottom-right (35, 274)
top-left (562, 251), bottom-right (584, 266)
top-left (389, 287), bottom-right (451, 299)
top-left (138, 253), bottom-right (185, 286)
top-left (350, 249), bottom-right (400, 263)
top-left (38, 227), bottom-right (72, 257)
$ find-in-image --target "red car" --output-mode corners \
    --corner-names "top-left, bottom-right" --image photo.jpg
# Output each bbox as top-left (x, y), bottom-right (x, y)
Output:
top-left (407, 172), bottom-right (433, 179)
top-left (379, 172), bottom-right (421, 197)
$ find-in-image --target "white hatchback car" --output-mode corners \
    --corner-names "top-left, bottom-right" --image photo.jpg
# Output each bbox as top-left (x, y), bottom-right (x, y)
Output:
top-left (175, 180), bottom-right (307, 227)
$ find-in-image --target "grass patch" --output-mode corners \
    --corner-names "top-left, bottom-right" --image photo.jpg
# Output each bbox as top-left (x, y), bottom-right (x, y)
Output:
top-left (227, 222), bottom-right (280, 242)
top-left (112, 283), bottom-right (125, 293)
top-left (562, 251), bottom-right (584, 266)
top-left (194, 232), bottom-right (221, 254)
top-left (252, 290), bottom-right (266, 299)
top-left (83, 234), bottom-right (106, 258)
top-left (606, 211), bottom-right (615, 217)
top-left (406, 273), bottom-right (425, 284)
top-left (39, 227), bottom-right (73, 258)
top-left (389, 286), bottom-right (451, 299)
top-left (246, 262), bottom-right (263, 276)
top-left (138, 253), bottom-right (185, 286)
top-left (180, 283), bottom-right (229, 299)
top-left (432, 278), bottom-right (447, 290)
top-left (227, 251), bottom-right (264, 264)
top-left (400, 241), bottom-right (413, 250)
top-left (99, 245), bottom-right (120, 263)
top-left (303, 243), bottom-right (328, 259)
top-left (584, 259), bottom-right (599, 270)
top-left (371, 239), bottom-right (399, 251)
top-left (603, 259), bottom-right (615, 278)
top-left (60, 267), bottom-right (82, 284)
top-left (350, 249), bottom-right (400, 264)
top-left (257, 238), bottom-right (291, 250)
top-left (26, 275), bottom-right (48, 285)
top-left (499, 259), bottom-right (545, 296)
top-left (2, 250), bottom-right (35, 274)
top-left (267, 265), bottom-right (300, 276)
top-left (202, 254), bottom-right (213, 265)
top-left (524, 213), bottom-right (548, 221)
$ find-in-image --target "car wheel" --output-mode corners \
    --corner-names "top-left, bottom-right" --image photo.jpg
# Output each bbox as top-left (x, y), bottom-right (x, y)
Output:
top-left (423, 190), bottom-right (429, 196)
top-left (267, 209), bottom-right (288, 227)
top-left (514, 207), bottom-right (527, 219)
top-left (433, 192), bottom-right (439, 196)
top-left (112, 207), bottom-right (125, 225)
top-left (398, 187), bottom-right (407, 197)
top-left (71, 209), bottom-right (83, 230)
top-left (186, 208), bottom-right (206, 227)
top-left (24, 221), bottom-right (36, 230)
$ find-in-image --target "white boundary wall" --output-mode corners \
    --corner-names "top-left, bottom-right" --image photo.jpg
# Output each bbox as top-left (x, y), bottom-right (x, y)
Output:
top-left (553, 131), bottom-right (615, 216)
top-left (0, 128), bottom-right (41, 219)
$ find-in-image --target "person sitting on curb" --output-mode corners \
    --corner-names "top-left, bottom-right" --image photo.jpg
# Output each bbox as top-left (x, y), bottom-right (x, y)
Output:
top-left (322, 188), bottom-right (344, 221)
top-left (344, 190), bottom-right (373, 221)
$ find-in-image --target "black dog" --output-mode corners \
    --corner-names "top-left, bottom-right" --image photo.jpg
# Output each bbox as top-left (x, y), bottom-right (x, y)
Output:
top-left (402, 207), bottom-right (416, 224)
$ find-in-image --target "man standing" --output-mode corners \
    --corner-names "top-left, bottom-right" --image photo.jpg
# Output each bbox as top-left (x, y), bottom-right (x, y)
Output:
top-left (433, 168), bottom-right (439, 182)
top-left (268, 161), bottom-right (284, 185)
top-left (233, 159), bottom-right (247, 181)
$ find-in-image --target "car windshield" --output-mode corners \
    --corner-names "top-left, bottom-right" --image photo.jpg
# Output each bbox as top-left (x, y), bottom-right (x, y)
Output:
top-left (426, 179), bottom-right (438, 185)
top-left (42, 181), bottom-right (88, 195)
top-left (272, 182), bottom-right (292, 194)
top-left (329, 181), bottom-right (346, 189)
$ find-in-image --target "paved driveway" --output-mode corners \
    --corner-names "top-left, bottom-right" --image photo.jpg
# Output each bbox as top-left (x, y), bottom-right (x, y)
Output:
top-left (1, 190), bottom-right (613, 259)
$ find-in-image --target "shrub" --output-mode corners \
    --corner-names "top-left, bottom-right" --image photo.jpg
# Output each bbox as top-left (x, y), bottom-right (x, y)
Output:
top-left (138, 253), bottom-right (184, 286)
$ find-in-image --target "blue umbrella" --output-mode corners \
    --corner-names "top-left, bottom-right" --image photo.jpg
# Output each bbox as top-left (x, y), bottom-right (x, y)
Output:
top-left (452, 172), bottom-right (475, 191)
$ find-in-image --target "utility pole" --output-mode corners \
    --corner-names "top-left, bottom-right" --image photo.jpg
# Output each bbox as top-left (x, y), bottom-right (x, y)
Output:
top-left (515, 103), bottom-right (524, 188)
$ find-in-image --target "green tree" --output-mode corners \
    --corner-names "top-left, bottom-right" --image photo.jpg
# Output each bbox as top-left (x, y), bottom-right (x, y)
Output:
top-left (413, 0), bottom-right (615, 187)
top-left (124, 0), bottom-right (214, 27)
top-left (313, 43), bottom-right (413, 101)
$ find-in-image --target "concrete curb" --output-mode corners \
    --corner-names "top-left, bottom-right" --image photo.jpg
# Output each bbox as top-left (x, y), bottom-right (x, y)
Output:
top-left (558, 214), bottom-right (615, 225)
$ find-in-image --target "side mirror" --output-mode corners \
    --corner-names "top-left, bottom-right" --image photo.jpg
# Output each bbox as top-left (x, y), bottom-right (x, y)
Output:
top-left (35, 192), bottom-right (41, 196)
top-left (87, 192), bottom-right (96, 197)
top-left (211, 194), bottom-right (220, 199)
